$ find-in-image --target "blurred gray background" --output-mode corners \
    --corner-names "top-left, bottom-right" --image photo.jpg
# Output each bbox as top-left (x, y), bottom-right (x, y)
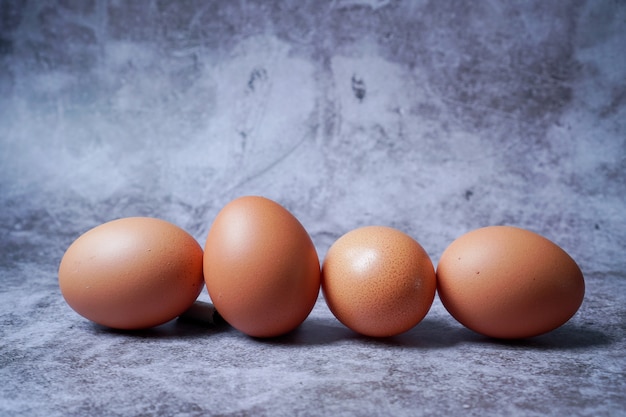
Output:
top-left (1, 1), bottom-right (625, 416)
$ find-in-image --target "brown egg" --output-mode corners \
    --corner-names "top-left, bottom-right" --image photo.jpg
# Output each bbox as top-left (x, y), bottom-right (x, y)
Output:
top-left (203, 196), bottom-right (321, 338)
top-left (58, 217), bottom-right (204, 330)
top-left (321, 226), bottom-right (437, 337)
top-left (436, 226), bottom-right (585, 339)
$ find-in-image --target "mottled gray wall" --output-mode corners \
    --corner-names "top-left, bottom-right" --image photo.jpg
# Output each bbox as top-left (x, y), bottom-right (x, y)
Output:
top-left (1, 0), bottom-right (624, 275)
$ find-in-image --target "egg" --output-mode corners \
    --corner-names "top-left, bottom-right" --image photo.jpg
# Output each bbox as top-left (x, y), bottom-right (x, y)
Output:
top-left (321, 226), bottom-right (437, 337)
top-left (436, 225), bottom-right (585, 339)
top-left (58, 217), bottom-right (204, 330)
top-left (203, 196), bottom-right (321, 338)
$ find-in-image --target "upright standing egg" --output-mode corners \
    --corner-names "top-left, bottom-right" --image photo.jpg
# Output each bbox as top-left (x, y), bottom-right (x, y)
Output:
top-left (203, 196), bottom-right (321, 338)
top-left (436, 226), bottom-right (585, 339)
top-left (58, 217), bottom-right (205, 330)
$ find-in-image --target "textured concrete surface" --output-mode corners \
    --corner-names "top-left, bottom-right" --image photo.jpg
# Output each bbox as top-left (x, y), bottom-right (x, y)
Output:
top-left (1, 1), bottom-right (625, 416)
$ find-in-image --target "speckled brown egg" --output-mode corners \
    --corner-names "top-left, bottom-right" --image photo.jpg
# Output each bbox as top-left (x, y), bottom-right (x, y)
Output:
top-left (203, 196), bottom-right (321, 338)
top-left (321, 226), bottom-right (437, 337)
top-left (436, 225), bottom-right (585, 339)
top-left (58, 217), bottom-right (205, 330)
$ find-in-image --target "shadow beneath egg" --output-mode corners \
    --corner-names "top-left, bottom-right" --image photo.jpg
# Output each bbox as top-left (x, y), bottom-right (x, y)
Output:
top-left (254, 317), bottom-right (616, 350)
top-left (85, 298), bottom-right (616, 349)
top-left (374, 317), bottom-right (475, 348)
top-left (470, 322), bottom-right (616, 350)
top-left (369, 320), bottom-right (617, 350)
top-left (86, 300), bottom-right (233, 339)
top-left (256, 316), bottom-right (470, 348)
top-left (90, 319), bottom-right (231, 339)
top-left (256, 317), bottom-right (356, 346)
top-left (338, 317), bottom-right (484, 349)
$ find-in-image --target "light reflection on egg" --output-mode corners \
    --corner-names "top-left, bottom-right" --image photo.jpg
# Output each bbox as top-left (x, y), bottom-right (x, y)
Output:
top-left (321, 226), bottom-right (437, 338)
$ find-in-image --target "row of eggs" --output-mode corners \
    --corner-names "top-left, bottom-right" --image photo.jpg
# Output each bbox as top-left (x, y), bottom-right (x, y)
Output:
top-left (58, 196), bottom-right (585, 340)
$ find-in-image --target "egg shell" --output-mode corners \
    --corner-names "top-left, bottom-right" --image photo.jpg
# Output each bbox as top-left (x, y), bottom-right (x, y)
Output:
top-left (436, 225), bottom-right (585, 339)
top-left (321, 226), bottom-right (437, 337)
top-left (203, 196), bottom-right (321, 338)
top-left (58, 217), bottom-right (204, 330)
